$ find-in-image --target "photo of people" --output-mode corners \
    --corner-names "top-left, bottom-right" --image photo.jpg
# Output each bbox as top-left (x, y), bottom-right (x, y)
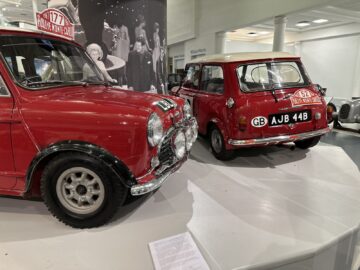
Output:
top-left (48, 0), bottom-right (167, 94)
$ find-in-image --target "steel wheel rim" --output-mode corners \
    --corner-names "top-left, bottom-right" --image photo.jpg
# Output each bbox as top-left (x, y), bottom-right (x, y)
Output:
top-left (211, 129), bottom-right (223, 154)
top-left (56, 167), bottom-right (105, 215)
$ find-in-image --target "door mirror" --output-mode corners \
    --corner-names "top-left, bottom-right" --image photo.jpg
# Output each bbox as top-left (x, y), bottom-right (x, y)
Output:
top-left (316, 84), bottom-right (327, 96)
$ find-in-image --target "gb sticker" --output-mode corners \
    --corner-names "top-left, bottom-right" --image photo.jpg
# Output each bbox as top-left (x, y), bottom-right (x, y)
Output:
top-left (251, 116), bottom-right (268, 128)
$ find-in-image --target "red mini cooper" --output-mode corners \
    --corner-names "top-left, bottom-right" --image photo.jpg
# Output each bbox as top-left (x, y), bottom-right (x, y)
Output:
top-left (172, 52), bottom-right (329, 160)
top-left (0, 28), bottom-right (197, 228)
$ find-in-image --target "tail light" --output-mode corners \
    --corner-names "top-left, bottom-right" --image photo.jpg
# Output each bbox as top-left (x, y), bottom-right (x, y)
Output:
top-left (326, 105), bottom-right (335, 123)
top-left (239, 116), bottom-right (247, 131)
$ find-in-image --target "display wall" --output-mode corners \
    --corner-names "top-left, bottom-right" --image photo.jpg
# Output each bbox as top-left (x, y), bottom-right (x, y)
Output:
top-left (220, 24), bottom-right (360, 100)
top-left (300, 35), bottom-right (360, 99)
top-left (48, 0), bottom-right (167, 94)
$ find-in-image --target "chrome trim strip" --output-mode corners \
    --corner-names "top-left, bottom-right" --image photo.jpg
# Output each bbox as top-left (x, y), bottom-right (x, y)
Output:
top-left (228, 127), bottom-right (330, 146)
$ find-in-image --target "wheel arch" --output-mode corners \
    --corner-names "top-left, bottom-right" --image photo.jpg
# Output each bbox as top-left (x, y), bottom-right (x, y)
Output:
top-left (206, 118), bottom-right (228, 139)
top-left (25, 141), bottom-right (136, 196)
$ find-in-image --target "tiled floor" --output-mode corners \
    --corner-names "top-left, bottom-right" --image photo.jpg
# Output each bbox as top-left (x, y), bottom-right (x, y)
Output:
top-left (0, 131), bottom-right (359, 270)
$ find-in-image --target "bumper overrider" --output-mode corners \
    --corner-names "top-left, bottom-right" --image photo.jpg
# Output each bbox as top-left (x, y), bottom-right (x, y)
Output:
top-left (228, 127), bottom-right (330, 146)
top-left (131, 117), bottom-right (198, 196)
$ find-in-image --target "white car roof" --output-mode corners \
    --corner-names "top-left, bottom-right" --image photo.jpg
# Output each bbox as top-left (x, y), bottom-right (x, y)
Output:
top-left (189, 52), bottom-right (299, 64)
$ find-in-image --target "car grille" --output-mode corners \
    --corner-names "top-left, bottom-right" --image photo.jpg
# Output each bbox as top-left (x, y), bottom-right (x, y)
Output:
top-left (340, 104), bottom-right (351, 119)
top-left (158, 130), bottom-right (175, 165)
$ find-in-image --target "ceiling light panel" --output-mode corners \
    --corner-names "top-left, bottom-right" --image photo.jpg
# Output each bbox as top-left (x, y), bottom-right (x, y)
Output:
top-left (313, 19), bottom-right (329, 24)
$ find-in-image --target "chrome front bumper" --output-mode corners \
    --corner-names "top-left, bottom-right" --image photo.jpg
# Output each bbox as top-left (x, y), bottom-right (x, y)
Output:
top-left (130, 160), bottom-right (183, 196)
top-left (228, 127), bottom-right (330, 146)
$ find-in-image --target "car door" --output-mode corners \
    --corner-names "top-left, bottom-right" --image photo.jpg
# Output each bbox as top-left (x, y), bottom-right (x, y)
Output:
top-left (196, 65), bottom-right (227, 135)
top-left (0, 75), bottom-right (17, 190)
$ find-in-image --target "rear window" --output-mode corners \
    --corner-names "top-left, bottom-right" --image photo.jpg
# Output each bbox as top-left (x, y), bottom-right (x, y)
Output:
top-left (237, 61), bottom-right (311, 92)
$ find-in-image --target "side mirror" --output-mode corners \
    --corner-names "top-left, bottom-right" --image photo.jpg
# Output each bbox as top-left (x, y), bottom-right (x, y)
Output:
top-left (316, 84), bottom-right (327, 96)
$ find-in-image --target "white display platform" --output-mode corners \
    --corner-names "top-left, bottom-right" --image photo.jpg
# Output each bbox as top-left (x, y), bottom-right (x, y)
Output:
top-left (0, 140), bottom-right (359, 270)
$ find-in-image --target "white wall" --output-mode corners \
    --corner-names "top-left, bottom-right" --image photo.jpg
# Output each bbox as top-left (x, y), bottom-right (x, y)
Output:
top-left (223, 40), bottom-right (296, 54)
top-left (167, 0), bottom-right (196, 45)
top-left (168, 0), bottom-right (346, 45)
top-left (167, 0), bottom-right (360, 98)
top-left (167, 0), bottom-right (347, 62)
top-left (223, 31), bottom-right (360, 99)
top-left (300, 35), bottom-right (360, 99)
top-left (168, 43), bottom-right (185, 58)
top-left (224, 40), bottom-right (272, 53)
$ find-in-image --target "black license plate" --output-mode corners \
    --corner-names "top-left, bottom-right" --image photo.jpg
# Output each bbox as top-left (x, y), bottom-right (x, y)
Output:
top-left (269, 110), bottom-right (312, 126)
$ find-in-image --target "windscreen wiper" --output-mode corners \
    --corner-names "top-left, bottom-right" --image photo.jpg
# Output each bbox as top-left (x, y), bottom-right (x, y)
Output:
top-left (26, 80), bottom-right (92, 87)
top-left (26, 80), bottom-right (67, 87)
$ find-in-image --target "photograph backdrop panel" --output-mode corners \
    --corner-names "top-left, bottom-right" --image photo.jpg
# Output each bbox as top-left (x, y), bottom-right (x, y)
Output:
top-left (48, 0), bottom-right (167, 94)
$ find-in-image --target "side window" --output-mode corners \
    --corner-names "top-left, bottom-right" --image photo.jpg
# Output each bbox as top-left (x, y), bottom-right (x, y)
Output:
top-left (0, 76), bottom-right (10, 97)
top-left (183, 64), bottom-right (200, 89)
top-left (200, 65), bottom-right (224, 94)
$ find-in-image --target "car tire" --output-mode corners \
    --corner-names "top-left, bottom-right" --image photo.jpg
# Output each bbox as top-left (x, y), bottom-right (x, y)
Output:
top-left (209, 125), bottom-right (235, 161)
top-left (295, 136), bottom-right (321, 149)
top-left (41, 153), bottom-right (128, 229)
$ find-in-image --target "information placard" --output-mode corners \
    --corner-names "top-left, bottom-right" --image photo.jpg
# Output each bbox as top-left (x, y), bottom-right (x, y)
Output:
top-left (149, 232), bottom-right (210, 270)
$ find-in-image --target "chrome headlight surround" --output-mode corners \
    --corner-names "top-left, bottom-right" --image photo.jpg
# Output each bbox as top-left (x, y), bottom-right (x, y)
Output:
top-left (190, 120), bottom-right (198, 143)
top-left (183, 102), bottom-right (192, 119)
top-left (185, 127), bottom-right (193, 151)
top-left (147, 113), bottom-right (164, 147)
top-left (173, 130), bottom-right (186, 159)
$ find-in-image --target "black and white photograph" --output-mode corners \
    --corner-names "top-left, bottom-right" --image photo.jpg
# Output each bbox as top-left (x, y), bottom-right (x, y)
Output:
top-left (48, 0), bottom-right (167, 94)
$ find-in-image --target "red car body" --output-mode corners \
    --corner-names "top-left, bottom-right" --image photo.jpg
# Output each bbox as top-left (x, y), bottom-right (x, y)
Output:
top-left (172, 52), bottom-right (329, 159)
top-left (0, 28), bottom-right (197, 227)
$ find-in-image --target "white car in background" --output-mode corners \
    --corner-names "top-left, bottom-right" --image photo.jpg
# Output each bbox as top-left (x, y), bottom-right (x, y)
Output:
top-left (325, 96), bottom-right (360, 132)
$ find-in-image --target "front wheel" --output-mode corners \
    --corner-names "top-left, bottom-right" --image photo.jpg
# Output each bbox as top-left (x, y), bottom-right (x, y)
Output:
top-left (41, 153), bottom-right (128, 228)
top-left (209, 126), bottom-right (235, 161)
top-left (295, 136), bottom-right (321, 149)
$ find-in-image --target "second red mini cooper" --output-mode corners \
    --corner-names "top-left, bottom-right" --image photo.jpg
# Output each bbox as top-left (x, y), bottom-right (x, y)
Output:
top-left (172, 52), bottom-right (329, 160)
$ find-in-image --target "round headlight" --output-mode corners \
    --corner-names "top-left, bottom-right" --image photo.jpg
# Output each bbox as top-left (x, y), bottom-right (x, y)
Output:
top-left (147, 113), bottom-right (163, 147)
top-left (191, 121), bottom-right (198, 143)
top-left (185, 127), bottom-right (193, 151)
top-left (174, 131), bottom-right (186, 159)
top-left (183, 102), bottom-right (192, 118)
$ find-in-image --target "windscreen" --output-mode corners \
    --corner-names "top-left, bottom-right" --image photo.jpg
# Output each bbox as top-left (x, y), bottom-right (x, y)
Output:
top-left (0, 36), bottom-right (105, 89)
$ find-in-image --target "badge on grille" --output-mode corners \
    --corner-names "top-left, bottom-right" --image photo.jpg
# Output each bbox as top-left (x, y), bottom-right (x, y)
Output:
top-left (156, 98), bottom-right (176, 112)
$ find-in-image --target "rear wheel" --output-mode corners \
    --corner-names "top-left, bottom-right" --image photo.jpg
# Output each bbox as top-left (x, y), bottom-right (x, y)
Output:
top-left (41, 153), bottom-right (128, 228)
top-left (209, 126), bottom-right (235, 160)
top-left (295, 136), bottom-right (321, 149)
